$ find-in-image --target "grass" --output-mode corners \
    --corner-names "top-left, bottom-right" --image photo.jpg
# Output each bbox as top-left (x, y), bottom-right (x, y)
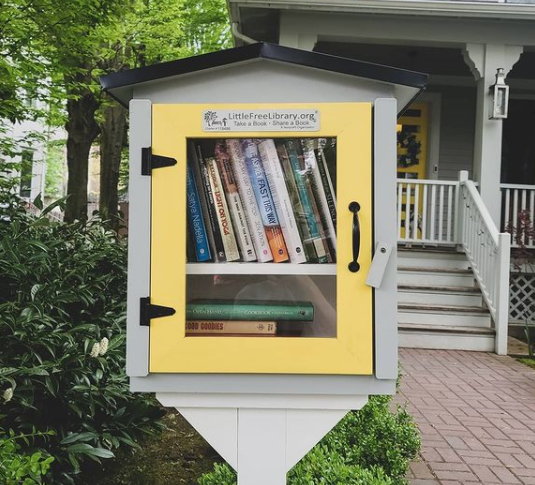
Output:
top-left (518, 357), bottom-right (535, 370)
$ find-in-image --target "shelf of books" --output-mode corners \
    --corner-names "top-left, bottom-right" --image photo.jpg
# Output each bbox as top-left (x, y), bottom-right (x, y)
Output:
top-left (185, 137), bottom-right (338, 339)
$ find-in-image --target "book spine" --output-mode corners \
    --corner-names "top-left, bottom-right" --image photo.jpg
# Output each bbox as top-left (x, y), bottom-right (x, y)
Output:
top-left (275, 142), bottom-right (317, 262)
top-left (206, 157), bottom-right (240, 262)
top-left (186, 161), bottom-right (211, 262)
top-left (186, 320), bottom-right (276, 335)
top-left (305, 175), bottom-right (333, 263)
top-left (284, 139), bottom-right (328, 263)
top-left (186, 302), bottom-right (314, 321)
top-left (226, 139), bottom-right (273, 263)
top-left (315, 140), bottom-right (337, 233)
top-left (215, 141), bottom-right (257, 262)
top-left (302, 138), bottom-right (337, 259)
top-left (196, 144), bottom-right (226, 261)
top-left (186, 224), bottom-right (195, 263)
top-left (188, 141), bottom-right (217, 261)
top-left (241, 139), bottom-right (289, 263)
top-left (258, 139), bottom-right (307, 264)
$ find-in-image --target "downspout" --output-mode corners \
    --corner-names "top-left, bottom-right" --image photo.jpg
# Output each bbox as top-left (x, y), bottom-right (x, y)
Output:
top-left (231, 22), bottom-right (257, 45)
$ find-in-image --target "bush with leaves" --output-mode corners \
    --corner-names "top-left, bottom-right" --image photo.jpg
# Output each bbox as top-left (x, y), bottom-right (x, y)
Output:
top-left (0, 429), bottom-right (55, 484)
top-left (0, 173), bottom-right (164, 483)
top-left (197, 395), bottom-right (419, 485)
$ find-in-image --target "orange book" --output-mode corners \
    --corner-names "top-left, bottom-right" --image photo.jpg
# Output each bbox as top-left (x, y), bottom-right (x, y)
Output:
top-left (265, 226), bottom-right (289, 263)
top-left (186, 320), bottom-right (277, 335)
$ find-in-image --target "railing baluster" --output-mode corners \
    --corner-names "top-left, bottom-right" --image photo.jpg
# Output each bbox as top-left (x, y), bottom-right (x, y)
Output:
top-left (397, 182), bottom-right (403, 240)
top-left (504, 187), bottom-right (511, 235)
top-left (413, 184), bottom-right (420, 241)
top-left (438, 185), bottom-right (444, 242)
top-left (405, 183), bottom-right (411, 240)
top-left (447, 185), bottom-right (453, 243)
top-left (521, 189), bottom-right (527, 246)
top-left (513, 189), bottom-right (519, 238)
top-left (530, 190), bottom-right (535, 247)
top-left (422, 185), bottom-right (428, 241)
top-left (430, 185), bottom-right (436, 242)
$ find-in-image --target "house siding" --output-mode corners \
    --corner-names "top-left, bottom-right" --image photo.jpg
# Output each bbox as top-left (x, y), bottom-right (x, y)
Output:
top-left (430, 86), bottom-right (477, 181)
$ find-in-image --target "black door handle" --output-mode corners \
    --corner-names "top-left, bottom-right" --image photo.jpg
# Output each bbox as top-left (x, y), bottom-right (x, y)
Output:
top-left (348, 201), bottom-right (360, 273)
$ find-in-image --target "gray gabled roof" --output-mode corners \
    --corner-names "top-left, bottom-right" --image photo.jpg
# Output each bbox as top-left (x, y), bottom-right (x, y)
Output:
top-left (100, 42), bottom-right (427, 110)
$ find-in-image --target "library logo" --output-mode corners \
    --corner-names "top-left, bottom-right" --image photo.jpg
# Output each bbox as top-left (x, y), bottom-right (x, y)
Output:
top-left (203, 109), bottom-right (320, 132)
top-left (204, 111), bottom-right (229, 130)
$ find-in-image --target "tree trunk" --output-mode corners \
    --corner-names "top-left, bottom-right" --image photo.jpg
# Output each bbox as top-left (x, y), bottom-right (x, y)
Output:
top-left (99, 103), bottom-right (127, 229)
top-left (64, 78), bottom-right (100, 223)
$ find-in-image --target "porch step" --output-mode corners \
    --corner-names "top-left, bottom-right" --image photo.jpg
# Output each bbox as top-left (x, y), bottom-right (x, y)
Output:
top-left (398, 247), bottom-right (471, 270)
top-left (397, 245), bottom-right (495, 352)
top-left (398, 267), bottom-right (476, 287)
top-left (398, 303), bottom-right (492, 327)
top-left (399, 323), bottom-right (495, 352)
top-left (398, 284), bottom-right (483, 307)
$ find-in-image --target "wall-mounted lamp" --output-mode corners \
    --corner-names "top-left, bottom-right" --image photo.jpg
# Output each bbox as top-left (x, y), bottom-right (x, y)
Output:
top-left (489, 68), bottom-right (509, 120)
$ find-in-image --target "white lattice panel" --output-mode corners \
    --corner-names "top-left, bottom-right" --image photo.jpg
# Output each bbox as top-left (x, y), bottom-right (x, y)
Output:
top-left (510, 273), bottom-right (535, 323)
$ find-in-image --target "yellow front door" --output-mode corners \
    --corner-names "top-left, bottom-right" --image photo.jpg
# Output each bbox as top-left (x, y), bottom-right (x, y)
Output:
top-left (397, 103), bottom-right (429, 239)
top-left (148, 102), bottom-right (374, 375)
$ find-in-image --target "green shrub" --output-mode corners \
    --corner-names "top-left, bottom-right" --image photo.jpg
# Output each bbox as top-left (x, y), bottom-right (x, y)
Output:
top-left (325, 396), bottom-right (420, 482)
top-left (0, 429), bottom-right (55, 484)
top-left (0, 188), bottom-right (164, 483)
top-left (198, 395), bottom-right (419, 485)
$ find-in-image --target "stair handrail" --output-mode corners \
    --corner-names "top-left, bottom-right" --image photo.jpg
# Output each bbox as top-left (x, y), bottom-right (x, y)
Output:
top-left (458, 171), bottom-right (510, 355)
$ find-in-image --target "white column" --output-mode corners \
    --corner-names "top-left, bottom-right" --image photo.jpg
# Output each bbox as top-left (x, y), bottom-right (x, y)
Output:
top-left (279, 13), bottom-right (318, 50)
top-left (463, 44), bottom-right (523, 226)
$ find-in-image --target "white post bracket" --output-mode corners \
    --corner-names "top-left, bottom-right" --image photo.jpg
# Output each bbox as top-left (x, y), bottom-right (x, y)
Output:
top-left (157, 393), bottom-right (368, 485)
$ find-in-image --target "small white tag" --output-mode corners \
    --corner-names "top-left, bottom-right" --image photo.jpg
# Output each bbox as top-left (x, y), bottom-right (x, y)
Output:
top-left (202, 109), bottom-right (320, 132)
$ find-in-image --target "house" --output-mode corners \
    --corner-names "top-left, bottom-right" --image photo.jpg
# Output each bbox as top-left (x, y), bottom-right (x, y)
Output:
top-left (5, 118), bottom-right (48, 203)
top-left (227, 0), bottom-right (535, 354)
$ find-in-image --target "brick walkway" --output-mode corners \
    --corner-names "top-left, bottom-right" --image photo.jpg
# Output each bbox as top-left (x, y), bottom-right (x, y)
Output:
top-left (397, 349), bottom-right (535, 485)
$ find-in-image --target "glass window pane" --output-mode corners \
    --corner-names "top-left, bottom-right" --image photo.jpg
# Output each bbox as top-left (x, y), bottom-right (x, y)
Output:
top-left (185, 138), bottom-right (337, 339)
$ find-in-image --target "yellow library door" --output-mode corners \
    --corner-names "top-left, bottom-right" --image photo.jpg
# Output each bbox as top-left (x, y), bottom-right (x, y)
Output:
top-left (397, 103), bottom-right (428, 239)
top-left (148, 102), bottom-right (374, 375)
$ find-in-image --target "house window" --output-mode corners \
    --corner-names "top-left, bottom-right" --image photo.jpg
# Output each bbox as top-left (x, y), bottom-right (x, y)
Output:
top-left (19, 150), bottom-right (33, 198)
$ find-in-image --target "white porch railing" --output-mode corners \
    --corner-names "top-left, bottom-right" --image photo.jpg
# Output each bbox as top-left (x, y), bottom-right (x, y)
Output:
top-left (396, 179), bottom-right (459, 245)
top-left (397, 172), bottom-right (511, 355)
top-left (459, 174), bottom-right (510, 355)
top-left (500, 183), bottom-right (535, 249)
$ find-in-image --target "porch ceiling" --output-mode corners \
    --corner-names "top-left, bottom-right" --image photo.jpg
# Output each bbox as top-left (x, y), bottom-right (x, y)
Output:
top-left (315, 42), bottom-right (473, 77)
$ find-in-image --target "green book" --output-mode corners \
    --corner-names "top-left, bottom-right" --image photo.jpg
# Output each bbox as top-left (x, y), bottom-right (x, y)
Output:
top-left (186, 300), bottom-right (314, 322)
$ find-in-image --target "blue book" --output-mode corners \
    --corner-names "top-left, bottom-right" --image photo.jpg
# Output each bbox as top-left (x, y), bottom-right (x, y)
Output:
top-left (240, 139), bottom-right (279, 227)
top-left (186, 160), bottom-right (211, 262)
top-left (241, 139), bottom-right (289, 263)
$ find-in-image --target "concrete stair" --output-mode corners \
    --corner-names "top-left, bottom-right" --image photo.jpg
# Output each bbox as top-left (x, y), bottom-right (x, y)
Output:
top-left (398, 247), bottom-right (495, 352)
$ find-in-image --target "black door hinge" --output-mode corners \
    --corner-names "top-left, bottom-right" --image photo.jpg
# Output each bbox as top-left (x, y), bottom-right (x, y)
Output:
top-left (141, 147), bottom-right (177, 176)
top-left (140, 297), bottom-right (176, 326)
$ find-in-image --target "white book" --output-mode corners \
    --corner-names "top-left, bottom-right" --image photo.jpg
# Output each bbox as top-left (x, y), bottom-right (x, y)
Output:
top-left (301, 139), bottom-right (337, 254)
top-left (226, 139), bottom-right (273, 263)
top-left (215, 142), bottom-right (257, 262)
top-left (258, 139), bottom-right (307, 264)
top-left (206, 157), bottom-right (240, 261)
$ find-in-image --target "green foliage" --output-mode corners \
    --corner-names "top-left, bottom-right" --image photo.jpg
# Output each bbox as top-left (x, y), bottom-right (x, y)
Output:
top-left (197, 463), bottom-right (238, 485)
top-left (44, 140), bottom-right (66, 200)
top-left (0, 175), bottom-right (165, 483)
top-left (324, 396), bottom-right (420, 483)
top-left (198, 395), bottom-right (420, 485)
top-left (0, 429), bottom-right (55, 485)
top-left (291, 448), bottom-right (393, 485)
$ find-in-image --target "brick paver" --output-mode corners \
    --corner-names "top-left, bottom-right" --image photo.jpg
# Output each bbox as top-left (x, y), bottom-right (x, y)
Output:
top-left (398, 349), bottom-right (535, 485)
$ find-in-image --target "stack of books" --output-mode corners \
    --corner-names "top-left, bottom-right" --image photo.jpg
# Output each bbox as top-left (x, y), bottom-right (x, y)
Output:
top-left (185, 299), bottom-right (314, 336)
top-left (186, 138), bottom-right (337, 264)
